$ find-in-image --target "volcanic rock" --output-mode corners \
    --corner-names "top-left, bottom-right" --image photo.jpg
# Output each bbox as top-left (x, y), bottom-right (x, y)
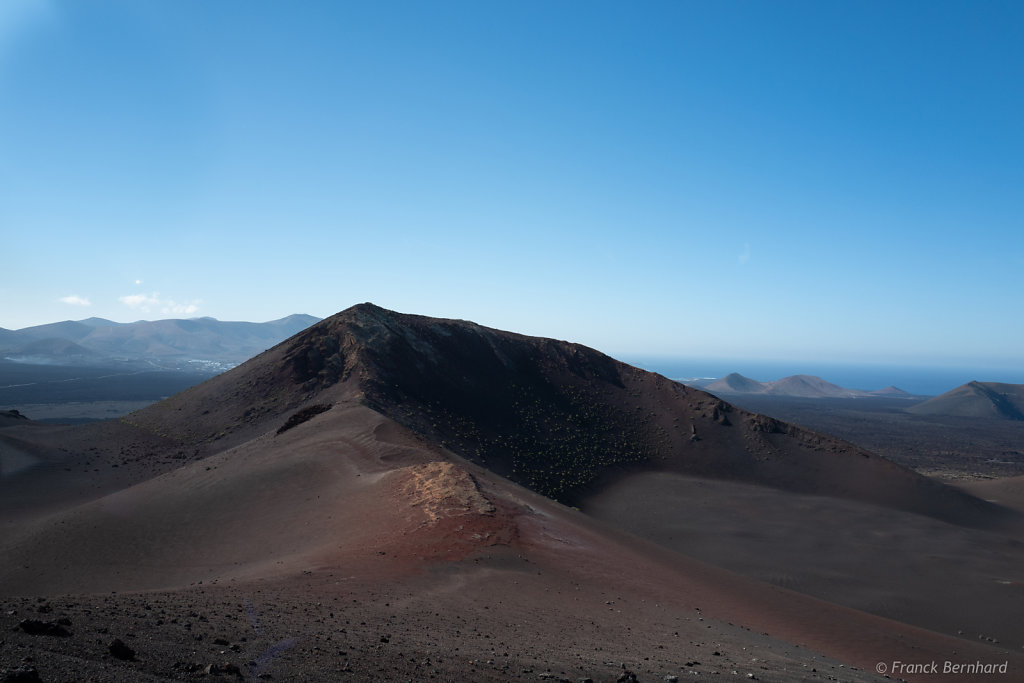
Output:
top-left (17, 619), bottom-right (69, 637)
top-left (107, 638), bottom-right (135, 660)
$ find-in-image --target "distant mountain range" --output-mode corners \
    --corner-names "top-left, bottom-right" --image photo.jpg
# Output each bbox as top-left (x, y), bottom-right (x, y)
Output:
top-left (700, 372), bottom-right (910, 399)
top-left (0, 314), bottom-right (321, 371)
top-left (698, 372), bottom-right (1024, 422)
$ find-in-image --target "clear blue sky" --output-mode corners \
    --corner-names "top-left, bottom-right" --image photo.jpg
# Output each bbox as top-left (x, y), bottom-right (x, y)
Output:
top-left (1, 0), bottom-right (1022, 367)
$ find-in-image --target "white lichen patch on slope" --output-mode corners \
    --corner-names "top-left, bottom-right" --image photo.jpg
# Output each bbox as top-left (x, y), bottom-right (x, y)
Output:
top-left (397, 461), bottom-right (494, 525)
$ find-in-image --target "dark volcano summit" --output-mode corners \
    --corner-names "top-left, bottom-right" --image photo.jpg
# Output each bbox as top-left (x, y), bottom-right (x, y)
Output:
top-left (124, 303), bottom-right (1007, 523)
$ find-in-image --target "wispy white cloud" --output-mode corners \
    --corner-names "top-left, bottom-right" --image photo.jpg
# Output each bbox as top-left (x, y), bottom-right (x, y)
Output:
top-left (164, 300), bottom-right (200, 316)
top-left (119, 292), bottom-right (161, 311)
top-left (58, 294), bottom-right (91, 306)
top-left (119, 292), bottom-right (200, 317)
top-left (738, 242), bottom-right (751, 265)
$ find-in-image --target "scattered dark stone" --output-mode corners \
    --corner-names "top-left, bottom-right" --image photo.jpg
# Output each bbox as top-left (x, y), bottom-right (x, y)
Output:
top-left (108, 638), bottom-right (135, 660)
top-left (213, 637), bottom-right (230, 646)
top-left (713, 405), bottom-right (732, 426)
top-left (204, 662), bottom-right (243, 677)
top-left (17, 619), bottom-right (70, 637)
top-left (749, 414), bottom-right (785, 434)
top-left (616, 672), bottom-right (639, 683)
top-left (1, 665), bottom-right (41, 683)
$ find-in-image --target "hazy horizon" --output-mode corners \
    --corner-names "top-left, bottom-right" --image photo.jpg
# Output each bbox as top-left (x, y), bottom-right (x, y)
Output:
top-left (2, 1), bottom-right (1021, 368)
top-left (626, 355), bottom-right (1024, 397)
top-left (5, 307), bottom-right (1024, 397)
top-left (5, 306), bottom-right (1024, 380)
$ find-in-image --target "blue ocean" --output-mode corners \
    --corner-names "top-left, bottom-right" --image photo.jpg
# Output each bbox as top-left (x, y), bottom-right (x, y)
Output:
top-left (620, 356), bottom-right (1024, 397)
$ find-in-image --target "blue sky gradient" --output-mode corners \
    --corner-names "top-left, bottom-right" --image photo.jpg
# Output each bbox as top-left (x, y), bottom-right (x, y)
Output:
top-left (1, 1), bottom-right (1021, 367)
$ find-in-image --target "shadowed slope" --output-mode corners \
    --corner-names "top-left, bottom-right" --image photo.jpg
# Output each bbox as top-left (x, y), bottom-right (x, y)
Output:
top-left (3, 303), bottom-right (1012, 531)
top-left (288, 305), bottom-right (1008, 527)
top-left (109, 303), bottom-right (1012, 528)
